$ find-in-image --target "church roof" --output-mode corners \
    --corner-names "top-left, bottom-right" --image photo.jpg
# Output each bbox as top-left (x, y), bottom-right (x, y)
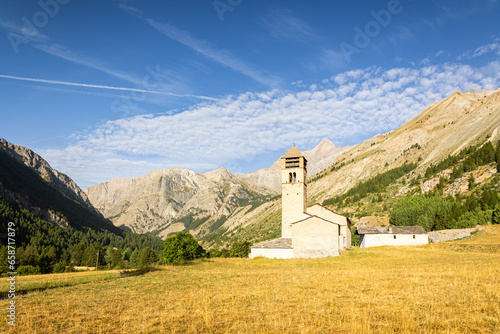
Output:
top-left (291, 214), bottom-right (341, 226)
top-left (281, 145), bottom-right (305, 159)
top-left (309, 203), bottom-right (349, 218)
top-left (356, 226), bottom-right (427, 235)
top-left (250, 238), bottom-right (292, 249)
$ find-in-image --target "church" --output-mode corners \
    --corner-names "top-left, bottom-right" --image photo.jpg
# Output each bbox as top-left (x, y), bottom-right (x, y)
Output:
top-left (249, 145), bottom-right (351, 259)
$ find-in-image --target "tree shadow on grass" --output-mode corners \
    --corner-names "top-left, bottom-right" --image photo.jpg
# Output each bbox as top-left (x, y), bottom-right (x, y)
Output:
top-left (119, 266), bottom-right (162, 277)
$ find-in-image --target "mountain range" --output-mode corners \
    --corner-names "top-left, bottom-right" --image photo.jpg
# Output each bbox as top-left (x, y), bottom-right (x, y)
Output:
top-left (1, 88), bottom-right (499, 249)
top-left (83, 138), bottom-right (349, 237)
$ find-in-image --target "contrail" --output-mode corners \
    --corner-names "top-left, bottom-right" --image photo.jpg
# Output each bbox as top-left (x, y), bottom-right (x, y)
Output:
top-left (0, 74), bottom-right (216, 101)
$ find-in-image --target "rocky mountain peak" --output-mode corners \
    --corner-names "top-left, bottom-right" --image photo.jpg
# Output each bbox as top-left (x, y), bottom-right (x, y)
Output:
top-left (203, 167), bottom-right (233, 182)
top-left (0, 138), bottom-right (97, 214)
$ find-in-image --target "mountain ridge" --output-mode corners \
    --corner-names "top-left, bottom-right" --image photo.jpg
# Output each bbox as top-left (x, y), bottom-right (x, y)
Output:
top-left (84, 138), bottom-right (350, 235)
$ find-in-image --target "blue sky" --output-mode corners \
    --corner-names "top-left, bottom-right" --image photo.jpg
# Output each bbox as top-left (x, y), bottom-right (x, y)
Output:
top-left (1, 0), bottom-right (500, 188)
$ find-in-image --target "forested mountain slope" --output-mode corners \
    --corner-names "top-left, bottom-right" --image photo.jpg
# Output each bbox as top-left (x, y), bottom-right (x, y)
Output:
top-left (0, 141), bottom-right (163, 274)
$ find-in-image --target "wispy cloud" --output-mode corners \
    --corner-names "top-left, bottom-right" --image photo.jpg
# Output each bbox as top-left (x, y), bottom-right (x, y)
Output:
top-left (35, 43), bottom-right (144, 86)
top-left (41, 60), bottom-right (500, 188)
top-left (145, 18), bottom-right (282, 88)
top-left (0, 18), bottom-right (49, 43)
top-left (0, 74), bottom-right (216, 100)
top-left (435, 0), bottom-right (498, 24)
top-left (458, 41), bottom-right (500, 60)
top-left (260, 8), bottom-right (318, 43)
top-left (0, 18), bottom-right (202, 101)
top-left (118, 5), bottom-right (281, 88)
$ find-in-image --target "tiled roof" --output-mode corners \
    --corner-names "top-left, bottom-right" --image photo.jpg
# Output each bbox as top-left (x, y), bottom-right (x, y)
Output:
top-left (250, 238), bottom-right (292, 249)
top-left (356, 226), bottom-right (427, 235)
top-left (281, 145), bottom-right (304, 159)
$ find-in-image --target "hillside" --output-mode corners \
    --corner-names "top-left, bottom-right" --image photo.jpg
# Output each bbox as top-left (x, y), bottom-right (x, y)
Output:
top-left (309, 89), bottom-right (500, 202)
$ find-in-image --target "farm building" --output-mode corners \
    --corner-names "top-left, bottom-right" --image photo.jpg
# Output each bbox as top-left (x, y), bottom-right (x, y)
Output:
top-left (249, 146), bottom-right (351, 259)
top-left (356, 226), bottom-right (428, 248)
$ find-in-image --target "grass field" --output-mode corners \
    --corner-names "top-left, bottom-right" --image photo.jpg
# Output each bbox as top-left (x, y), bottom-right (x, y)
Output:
top-left (1, 226), bottom-right (499, 333)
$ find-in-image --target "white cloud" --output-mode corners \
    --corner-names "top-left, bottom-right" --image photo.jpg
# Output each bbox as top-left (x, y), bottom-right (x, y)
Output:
top-left (458, 41), bottom-right (500, 60)
top-left (435, 50), bottom-right (445, 57)
top-left (42, 60), bottom-right (500, 188)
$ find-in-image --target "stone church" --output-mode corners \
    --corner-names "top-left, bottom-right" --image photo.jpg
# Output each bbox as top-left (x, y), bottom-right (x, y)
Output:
top-left (249, 145), bottom-right (351, 259)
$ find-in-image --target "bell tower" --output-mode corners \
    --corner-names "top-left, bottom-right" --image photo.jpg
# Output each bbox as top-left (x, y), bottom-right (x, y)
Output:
top-left (281, 145), bottom-right (307, 238)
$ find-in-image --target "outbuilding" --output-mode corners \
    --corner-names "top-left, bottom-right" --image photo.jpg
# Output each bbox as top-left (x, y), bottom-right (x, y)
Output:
top-left (356, 226), bottom-right (428, 248)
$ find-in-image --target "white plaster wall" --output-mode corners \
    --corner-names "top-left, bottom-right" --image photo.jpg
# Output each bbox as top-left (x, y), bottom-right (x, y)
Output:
top-left (292, 217), bottom-right (339, 258)
top-left (249, 248), bottom-right (294, 259)
top-left (360, 234), bottom-right (429, 248)
top-left (306, 205), bottom-right (351, 249)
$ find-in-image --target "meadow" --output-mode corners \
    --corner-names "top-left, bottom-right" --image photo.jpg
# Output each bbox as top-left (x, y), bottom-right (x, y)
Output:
top-left (1, 226), bottom-right (499, 333)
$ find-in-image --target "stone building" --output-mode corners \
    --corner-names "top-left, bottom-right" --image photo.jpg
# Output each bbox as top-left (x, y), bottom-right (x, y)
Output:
top-left (249, 146), bottom-right (351, 259)
top-left (356, 226), bottom-right (428, 248)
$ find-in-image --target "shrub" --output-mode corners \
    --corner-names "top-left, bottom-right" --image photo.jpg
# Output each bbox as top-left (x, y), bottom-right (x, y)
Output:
top-left (228, 241), bottom-right (252, 258)
top-left (163, 232), bottom-right (206, 264)
top-left (17, 265), bottom-right (41, 276)
top-left (52, 261), bottom-right (67, 273)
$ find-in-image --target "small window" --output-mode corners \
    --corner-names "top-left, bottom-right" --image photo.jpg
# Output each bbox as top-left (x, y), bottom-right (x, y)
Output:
top-left (413, 235), bottom-right (416, 239)
top-left (393, 235), bottom-right (396, 239)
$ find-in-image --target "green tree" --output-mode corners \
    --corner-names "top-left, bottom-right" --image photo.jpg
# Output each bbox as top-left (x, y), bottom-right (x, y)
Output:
top-left (21, 244), bottom-right (39, 267)
top-left (495, 142), bottom-right (500, 173)
top-left (137, 247), bottom-right (158, 268)
top-left (129, 249), bottom-right (139, 268)
top-left (83, 242), bottom-right (103, 267)
top-left (0, 245), bottom-right (8, 272)
top-left (53, 261), bottom-right (67, 273)
top-left (163, 232), bottom-right (206, 264)
top-left (122, 248), bottom-right (132, 262)
top-left (208, 248), bottom-right (222, 258)
top-left (70, 242), bottom-right (86, 266)
top-left (468, 174), bottom-right (475, 190)
top-left (111, 248), bottom-right (124, 268)
top-left (390, 195), bottom-right (452, 231)
top-left (104, 246), bottom-right (115, 265)
top-left (493, 204), bottom-right (500, 224)
top-left (228, 241), bottom-right (252, 258)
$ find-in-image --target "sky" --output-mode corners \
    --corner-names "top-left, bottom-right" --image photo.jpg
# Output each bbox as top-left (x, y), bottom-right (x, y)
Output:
top-left (1, 0), bottom-right (500, 189)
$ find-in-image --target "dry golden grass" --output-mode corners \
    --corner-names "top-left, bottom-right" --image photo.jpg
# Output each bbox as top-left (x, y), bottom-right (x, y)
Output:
top-left (0, 270), bottom-right (121, 296)
top-left (1, 226), bottom-right (499, 333)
